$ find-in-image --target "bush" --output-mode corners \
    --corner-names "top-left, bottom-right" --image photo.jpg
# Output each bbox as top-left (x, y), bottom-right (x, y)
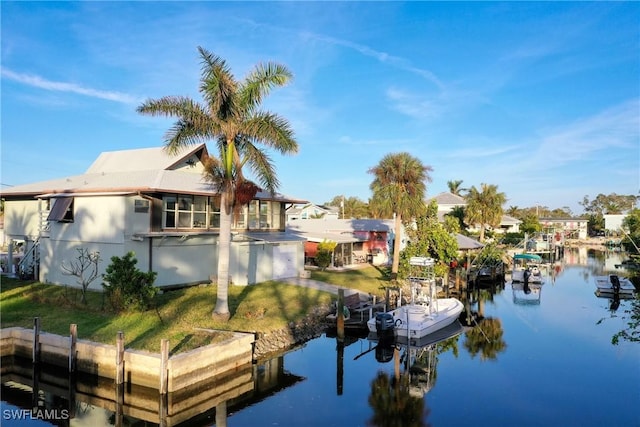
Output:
top-left (102, 252), bottom-right (158, 311)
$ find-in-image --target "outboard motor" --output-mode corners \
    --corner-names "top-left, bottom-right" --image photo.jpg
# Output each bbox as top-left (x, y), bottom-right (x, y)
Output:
top-left (375, 339), bottom-right (396, 363)
top-left (523, 268), bottom-right (531, 285)
top-left (609, 275), bottom-right (621, 294)
top-left (375, 312), bottom-right (395, 336)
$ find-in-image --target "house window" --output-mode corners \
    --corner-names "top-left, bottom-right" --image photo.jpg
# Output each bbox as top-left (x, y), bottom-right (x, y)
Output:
top-left (193, 196), bottom-right (207, 228)
top-left (177, 196), bottom-right (192, 227)
top-left (209, 197), bottom-right (221, 228)
top-left (234, 205), bottom-right (247, 229)
top-left (271, 202), bottom-right (281, 230)
top-left (161, 195), bottom-right (281, 230)
top-left (47, 197), bottom-right (74, 222)
top-left (164, 196), bottom-right (177, 228)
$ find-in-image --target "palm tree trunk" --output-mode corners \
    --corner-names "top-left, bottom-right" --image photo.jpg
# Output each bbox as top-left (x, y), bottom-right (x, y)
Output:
top-left (213, 190), bottom-right (231, 318)
top-left (391, 213), bottom-right (402, 278)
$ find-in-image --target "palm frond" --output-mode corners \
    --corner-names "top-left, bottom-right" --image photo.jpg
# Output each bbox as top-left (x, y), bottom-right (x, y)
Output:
top-left (241, 141), bottom-right (280, 194)
top-left (197, 46), bottom-right (238, 120)
top-left (240, 62), bottom-right (292, 113)
top-left (242, 112), bottom-right (298, 154)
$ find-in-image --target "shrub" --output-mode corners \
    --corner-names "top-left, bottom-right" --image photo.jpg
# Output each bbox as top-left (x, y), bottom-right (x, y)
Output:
top-left (102, 252), bottom-right (158, 311)
top-left (315, 240), bottom-right (337, 270)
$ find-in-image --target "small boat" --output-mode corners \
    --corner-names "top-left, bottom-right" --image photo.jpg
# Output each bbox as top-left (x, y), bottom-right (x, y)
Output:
top-left (368, 256), bottom-right (463, 339)
top-left (511, 253), bottom-right (544, 284)
top-left (367, 297), bottom-right (463, 339)
top-left (594, 274), bottom-right (636, 297)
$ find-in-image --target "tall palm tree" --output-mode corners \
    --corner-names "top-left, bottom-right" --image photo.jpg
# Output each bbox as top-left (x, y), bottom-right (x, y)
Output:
top-left (446, 179), bottom-right (466, 196)
top-left (368, 153), bottom-right (432, 278)
top-left (464, 183), bottom-right (506, 242)
top-left (137, 47), bottom-right (298, 319)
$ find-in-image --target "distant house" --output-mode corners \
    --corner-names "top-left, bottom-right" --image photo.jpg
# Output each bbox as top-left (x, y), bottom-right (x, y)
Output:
top-left (1, 144), bottom-right (307, 288)
top-left (603, 214), bottom-right (627, 233)
top-left (287, 218), bottom-right (402, 267)
top-left (539, 217), bottom-right (588, 239)
top-left (285, 203), bottom-right (340, 221)
top-left (426, 192), bottom-right (521, 233)
top-left (427, 192), bottom-right (466, 222)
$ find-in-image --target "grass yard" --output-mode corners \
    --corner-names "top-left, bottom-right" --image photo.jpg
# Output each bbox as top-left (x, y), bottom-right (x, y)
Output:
top-left (0, 265), bottom-right (391, 354)
top-left (310, 264), bottom-right (392, 299)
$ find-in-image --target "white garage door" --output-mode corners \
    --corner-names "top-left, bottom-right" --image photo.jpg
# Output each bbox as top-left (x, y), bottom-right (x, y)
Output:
top-left (272, 245), bottom-right (298, 280)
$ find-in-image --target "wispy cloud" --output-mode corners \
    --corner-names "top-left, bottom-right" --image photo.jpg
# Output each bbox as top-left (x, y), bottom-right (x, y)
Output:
top-left (236, 17), bottom-right (444, 90)
top-left (445, 144), bottom-right (521, 159)
top-left (1, 68), bottom-right (139, 104)
top-left (303, 31), bottom-right (444, 90)
top-left (533, 99), bottom-right (639, 166)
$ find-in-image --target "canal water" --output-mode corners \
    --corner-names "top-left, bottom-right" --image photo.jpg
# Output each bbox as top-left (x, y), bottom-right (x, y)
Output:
top-left (2, 248), bottom-right (639, 426)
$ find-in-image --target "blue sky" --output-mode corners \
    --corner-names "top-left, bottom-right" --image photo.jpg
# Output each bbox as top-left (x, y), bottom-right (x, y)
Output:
top-left (2, 2), bottom-right (638, 214)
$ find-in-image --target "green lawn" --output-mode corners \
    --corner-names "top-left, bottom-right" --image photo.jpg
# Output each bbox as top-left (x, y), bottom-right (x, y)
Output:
top-left (0, 265), bottom-right (392, 354)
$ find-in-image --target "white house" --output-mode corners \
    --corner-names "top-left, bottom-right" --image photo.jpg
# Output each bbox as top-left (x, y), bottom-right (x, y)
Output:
top-left (426, 192), bottom-right (521, 233)
top-left (1, 144), bottom-right (307, 289)
top-left (604, 214), bottom-right (627, 233)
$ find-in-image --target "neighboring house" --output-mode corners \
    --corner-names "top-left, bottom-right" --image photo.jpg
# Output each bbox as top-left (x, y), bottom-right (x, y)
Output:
top-left (1, 144), bottom-right (307, 289)
top-left (427, 192), bottom-right (466, 222)
top-left (285, 203), bottom-right (340, 221)
top-left (287, 218), bottom-right (402, 267)
top-left (426, 192), bottom-right (521, 233)
top-left (539, 217), bottom-right (588, 239)
top-left (603, 214), bottom-right (627, 233)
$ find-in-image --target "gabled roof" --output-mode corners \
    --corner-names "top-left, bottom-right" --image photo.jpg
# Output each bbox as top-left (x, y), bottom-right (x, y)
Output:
top-left (501, 215), bottom-right (522, 225)
top-left (1, 144), bottom-right (306, 204)
top-left (86, 144), bottom-right (209, 173)
top-left (427, 192), bottom-right (467, 206)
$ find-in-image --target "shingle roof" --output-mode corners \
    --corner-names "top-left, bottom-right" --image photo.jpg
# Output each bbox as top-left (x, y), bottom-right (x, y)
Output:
top-left (427, 192), bottom-right (467, 205)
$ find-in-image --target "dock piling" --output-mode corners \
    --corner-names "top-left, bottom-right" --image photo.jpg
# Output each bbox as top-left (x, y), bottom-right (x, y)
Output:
top-left (337, 289), bottom-right (345, 341)
top-left (160, 339), bottom-right (169, 394)
top-left (32, 317), bottom-right (40, 364)
top-left (69, 323), bottom-right (77, 373)
top-left (116, 331), bottom-right (124, 385)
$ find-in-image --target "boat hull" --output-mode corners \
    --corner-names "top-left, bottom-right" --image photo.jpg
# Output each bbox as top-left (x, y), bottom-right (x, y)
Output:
top-left (512, 268), bottom-right (544, 284)
top-left (594, 275), bottom-right (636, 296)
top-left (366, 298), bottom-right (463, 338)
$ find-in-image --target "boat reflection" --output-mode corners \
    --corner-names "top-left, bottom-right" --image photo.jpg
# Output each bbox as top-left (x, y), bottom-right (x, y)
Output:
top-left (511, 281), bottom-right (542, 305)
top-left (365, 321), bottom-right (464, 397)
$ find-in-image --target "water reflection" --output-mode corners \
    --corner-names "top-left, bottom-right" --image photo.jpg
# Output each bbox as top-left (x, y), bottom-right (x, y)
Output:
top-left (365, 322), bottom-right (464, 427)
top-left (0, 352), bottom-right (303, 427)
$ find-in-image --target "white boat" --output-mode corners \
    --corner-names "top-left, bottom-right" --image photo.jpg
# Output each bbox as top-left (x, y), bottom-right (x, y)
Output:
top-left (594, 274), bottom-right (636, 296)
top-left (367, 256), bottom-right (463, 339)
top-left (367, 298), bottom-right (463, 338)
top-left (511, 253), bottom-right (544, 284)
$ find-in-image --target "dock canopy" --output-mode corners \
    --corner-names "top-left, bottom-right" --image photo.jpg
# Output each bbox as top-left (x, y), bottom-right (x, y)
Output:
top-left (514, 253), bottom-right (543, 262)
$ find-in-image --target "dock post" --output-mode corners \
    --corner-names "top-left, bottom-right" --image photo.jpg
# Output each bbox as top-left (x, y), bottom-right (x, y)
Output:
top-left (32, 317), bottom-right (40, 364)
top-left (69, 324), bottom-right (77, 373)
top-left (160, 339), bottom-right (169, 394)
top-left (116, 331), bottom-right (124, 385)
top-left (337, 289), bottom-right (345, 341)
top-left (336, 338), bottom-right (344, 396)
